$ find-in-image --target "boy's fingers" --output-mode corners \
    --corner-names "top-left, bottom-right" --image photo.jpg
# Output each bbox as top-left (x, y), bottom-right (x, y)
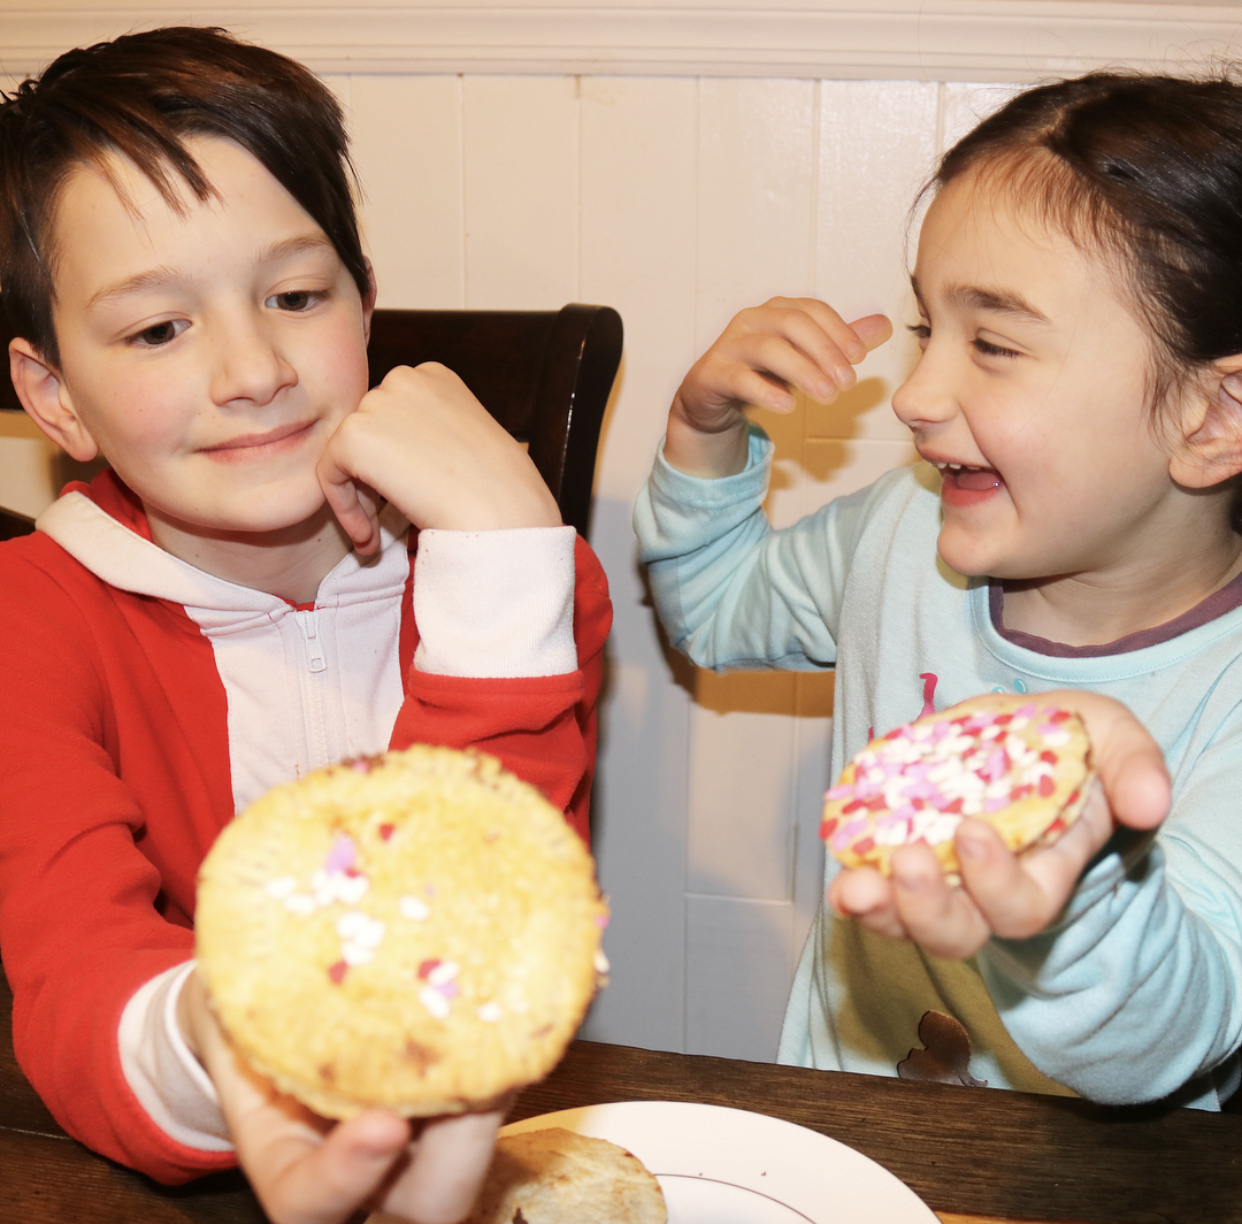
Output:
top-left (384, 1109), bottom-right (507, 1224)
top-left (255, 1110), bottom-right (410, 1224)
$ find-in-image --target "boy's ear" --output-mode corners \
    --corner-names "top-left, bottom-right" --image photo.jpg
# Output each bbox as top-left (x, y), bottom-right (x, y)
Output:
top-left (361, 260), bottom-right (376, 346)
top-left (9, 338), bottom-right (100, 463)
top-left (1171, 353), bottom-right (1242, 489)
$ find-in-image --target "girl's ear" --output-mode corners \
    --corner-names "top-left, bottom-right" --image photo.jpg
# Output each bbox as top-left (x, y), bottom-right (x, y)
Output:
top-left (1170, 354), bottom-right (1242, 489)
top-left (8, 338), bottom-right (100, 463)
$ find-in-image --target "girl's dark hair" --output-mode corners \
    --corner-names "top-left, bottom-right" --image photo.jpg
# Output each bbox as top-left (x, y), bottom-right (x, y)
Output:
top-left (934, 71), bottom-right (1242, 411)
top-left (0, 26), bottom-right (370, 367)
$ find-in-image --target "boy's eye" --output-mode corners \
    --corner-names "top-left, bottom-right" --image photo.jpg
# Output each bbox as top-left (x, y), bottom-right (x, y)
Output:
top-left (269, 290), bottom-right (321, 312)
top-left (973, 337), bottom-right (1021, 359)
top-left (128, 319), bottom-right (188, 347)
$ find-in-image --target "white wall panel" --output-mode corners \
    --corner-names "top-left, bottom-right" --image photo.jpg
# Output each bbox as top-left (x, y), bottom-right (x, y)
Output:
top-left (813, 79), bottom-right (939, 446)
top-left (350, 75), bottom-right (466, 309)
top-left (685, 895), bottom-right (798, 1060)
top-left (461, 75), bottom-right (579, 309)
top-left (576, 76), bottom-right (699, 1050)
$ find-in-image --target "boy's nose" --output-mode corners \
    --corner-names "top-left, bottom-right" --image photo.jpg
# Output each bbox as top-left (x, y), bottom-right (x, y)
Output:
top-left (210, 319), bottom-right (297, 407)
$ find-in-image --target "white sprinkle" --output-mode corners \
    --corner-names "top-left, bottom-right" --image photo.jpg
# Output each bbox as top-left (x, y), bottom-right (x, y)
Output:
top-left (342, 942), bottom-right (375, 966)
top-left (477, 1002), bottom-right (503, 1023)
top-left (399, 895), bottom-right (431, 921)
top-left (284, 894), bottom-right (316, 916)
top-left (420, 986), bottom-right (451, 1019)
top-left (427, 959), bottom-right (459, 987)
top-left (337, 874), bottom-right (370, 905)
top-left (594, 950), bottom-right (611, 975)
top-left (265, 876), bottom-right (298, 900)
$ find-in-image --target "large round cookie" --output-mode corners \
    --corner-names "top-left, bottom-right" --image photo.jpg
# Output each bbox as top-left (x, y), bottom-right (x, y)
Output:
top-left (821, 695), bottom-right (1094, 882)
top-left (464, 1128), bottom-right (667, 1223)
top-left (195, 745), bottom-right (608, 1118)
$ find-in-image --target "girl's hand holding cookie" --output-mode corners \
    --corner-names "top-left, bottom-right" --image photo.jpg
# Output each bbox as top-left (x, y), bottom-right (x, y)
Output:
top-left (318, 362), bottom-right (561, 555)
top-left (828, 691), bottom-right (1171, 959)
top-left (665, 297), bottom-right (891, 478)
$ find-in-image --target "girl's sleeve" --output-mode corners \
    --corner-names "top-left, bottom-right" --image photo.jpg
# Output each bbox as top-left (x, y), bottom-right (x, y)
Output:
top-left (633, 429), bottom-right (870, 672)
top-left (390, 528), bottom-right (611, 843)
top-left (978, 721), bottom-right (1242, 1106)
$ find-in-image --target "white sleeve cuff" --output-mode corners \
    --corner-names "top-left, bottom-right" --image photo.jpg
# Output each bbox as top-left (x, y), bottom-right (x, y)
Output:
top-left (117, 961), bottom-right (233, 1152)
top-left (412, 526), bottom-right (578, 678)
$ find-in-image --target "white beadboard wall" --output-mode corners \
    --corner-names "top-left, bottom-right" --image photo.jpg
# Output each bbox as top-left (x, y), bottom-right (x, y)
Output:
top-left (1, 2), bottom-right (1239, 1061)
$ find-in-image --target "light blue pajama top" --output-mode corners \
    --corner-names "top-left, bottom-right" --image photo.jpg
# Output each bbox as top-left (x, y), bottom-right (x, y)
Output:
top-left (634, 430), bottom-right (1242, 1108)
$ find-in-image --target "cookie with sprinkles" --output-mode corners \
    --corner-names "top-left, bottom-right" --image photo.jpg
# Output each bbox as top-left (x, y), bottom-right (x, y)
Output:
top-left (195, 745), bottom-right (609, 1119)
top-left (822, 694), bottom-right (1095, 883)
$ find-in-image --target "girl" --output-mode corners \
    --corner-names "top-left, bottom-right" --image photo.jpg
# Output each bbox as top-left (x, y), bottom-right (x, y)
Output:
top-left (635, 72), bottom-right (1242, 1108)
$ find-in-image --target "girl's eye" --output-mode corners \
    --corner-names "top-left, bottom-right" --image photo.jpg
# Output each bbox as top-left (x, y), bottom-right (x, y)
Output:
top-left (906, 322), bottom-right (931, 342)
top-left (973, 337), bottom-right (1021, 359)
top-left (269, 290), bottom-right (322, 312)
top-left (128, 319), bottom-right (188, 348)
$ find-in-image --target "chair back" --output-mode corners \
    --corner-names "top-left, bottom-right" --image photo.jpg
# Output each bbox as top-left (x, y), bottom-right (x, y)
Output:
top-left (0, 303), bottom-right (622, 540)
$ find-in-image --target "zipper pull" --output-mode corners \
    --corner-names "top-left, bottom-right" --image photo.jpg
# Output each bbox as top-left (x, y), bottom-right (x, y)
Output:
top-left (297, 609), bottom-right (328, 673)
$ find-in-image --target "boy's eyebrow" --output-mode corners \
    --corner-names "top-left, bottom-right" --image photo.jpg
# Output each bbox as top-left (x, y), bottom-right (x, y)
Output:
top-left (909, 276), bottom-right (1050, 325)
top-left (85, 233), bottom-right (338, 312)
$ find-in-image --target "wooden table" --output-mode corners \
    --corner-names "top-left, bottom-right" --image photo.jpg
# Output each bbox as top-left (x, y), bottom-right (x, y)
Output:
top-left (4, 966), bottom-right (1239, 1223)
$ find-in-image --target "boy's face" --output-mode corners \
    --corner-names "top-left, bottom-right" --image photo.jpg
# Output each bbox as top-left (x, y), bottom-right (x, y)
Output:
top-left (891, 170), bottom-right (1178, 584)
top-left (43, 136), bottom-right (372, 547)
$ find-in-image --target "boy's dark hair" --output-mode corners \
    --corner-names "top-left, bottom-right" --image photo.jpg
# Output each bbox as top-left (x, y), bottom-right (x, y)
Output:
top-left (0, 25), bottom-right (370, 367)
top-left (932, 71), bottom-right (1242, 414)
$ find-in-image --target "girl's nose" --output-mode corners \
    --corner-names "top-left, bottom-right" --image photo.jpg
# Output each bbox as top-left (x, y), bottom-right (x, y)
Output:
top-left (210, 315), bottom-right (298, 407)
top-left (891, 350), bottom-right (956, 431)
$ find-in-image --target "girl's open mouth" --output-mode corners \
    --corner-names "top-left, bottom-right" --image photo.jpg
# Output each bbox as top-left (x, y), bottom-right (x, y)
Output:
top-left (933, 462), bottom-right (1003, 507)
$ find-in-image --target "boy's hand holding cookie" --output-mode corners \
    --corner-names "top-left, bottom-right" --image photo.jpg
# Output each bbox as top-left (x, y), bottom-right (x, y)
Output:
top-left (665, 297), bottom-right (891, 478)
top-left (318, 362), bottom-right (561, 555)
top-left (179, 970), bottom-right (502, 1224)
top-left (829, 691), bottom-right (1171, 959)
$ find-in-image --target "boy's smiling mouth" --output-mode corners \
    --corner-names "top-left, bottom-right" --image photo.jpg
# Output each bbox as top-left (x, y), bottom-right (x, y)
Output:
top-left (200, 420), bottom-right (315, 459)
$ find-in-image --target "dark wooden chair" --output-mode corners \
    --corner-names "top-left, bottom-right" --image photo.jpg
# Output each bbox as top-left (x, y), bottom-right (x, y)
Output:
top-left (0, 302), bottom-right (623, 540)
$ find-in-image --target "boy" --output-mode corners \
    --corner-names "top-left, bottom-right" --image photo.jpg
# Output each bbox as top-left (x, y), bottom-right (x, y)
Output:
top-left (0, 26), bottom-right (611, 1224)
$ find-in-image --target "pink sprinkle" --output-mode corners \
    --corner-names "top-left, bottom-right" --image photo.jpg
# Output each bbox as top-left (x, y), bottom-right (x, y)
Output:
top-left (325, 833), bottom-right (356, 875)
top-left (438, 981), bottom-right (460, 999)
top-left (595, 913), bottom-right (610, 928)
top-left (379, 823), bottom-right (395, 841)
top-left (328, 961), bottom-right (348, 984)
top-left (418, 958), bottom-right (441, 980)
top-left (826, 784), bottom-right (853, 801)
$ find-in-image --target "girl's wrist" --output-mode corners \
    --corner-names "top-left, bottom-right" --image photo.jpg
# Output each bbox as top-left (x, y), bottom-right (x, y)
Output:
top-left (663, 403), bottom-right (750, 479)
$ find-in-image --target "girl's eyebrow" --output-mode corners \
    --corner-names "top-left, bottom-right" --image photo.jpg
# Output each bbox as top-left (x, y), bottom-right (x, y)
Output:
top-left (909, 275), bottom-right (1050, 325)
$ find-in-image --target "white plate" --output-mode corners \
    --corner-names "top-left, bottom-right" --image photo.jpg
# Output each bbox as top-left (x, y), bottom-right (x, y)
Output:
top-left (502, 1100), bottom-right (938, 1223)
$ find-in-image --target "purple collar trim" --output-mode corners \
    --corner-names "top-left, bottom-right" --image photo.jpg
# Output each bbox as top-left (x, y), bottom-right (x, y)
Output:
top-left (989, 569), bottom-right (1242, 657)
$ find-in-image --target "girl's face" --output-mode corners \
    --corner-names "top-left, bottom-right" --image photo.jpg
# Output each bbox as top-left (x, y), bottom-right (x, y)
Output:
top-left (892, 171), bottom-right (1181, 584)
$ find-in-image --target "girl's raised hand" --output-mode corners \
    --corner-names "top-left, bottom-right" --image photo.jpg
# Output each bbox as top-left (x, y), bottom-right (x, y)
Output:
top-left (318, 362), bottom-right (561, 555)
top-left (828, 691), bottom-right (1172, 959)
top-left (664, 297), bottom-right (891, 478)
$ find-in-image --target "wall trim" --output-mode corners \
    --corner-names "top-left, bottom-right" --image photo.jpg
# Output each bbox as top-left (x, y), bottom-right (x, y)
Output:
top-left (3, 2), bottom-right (1242, 83)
